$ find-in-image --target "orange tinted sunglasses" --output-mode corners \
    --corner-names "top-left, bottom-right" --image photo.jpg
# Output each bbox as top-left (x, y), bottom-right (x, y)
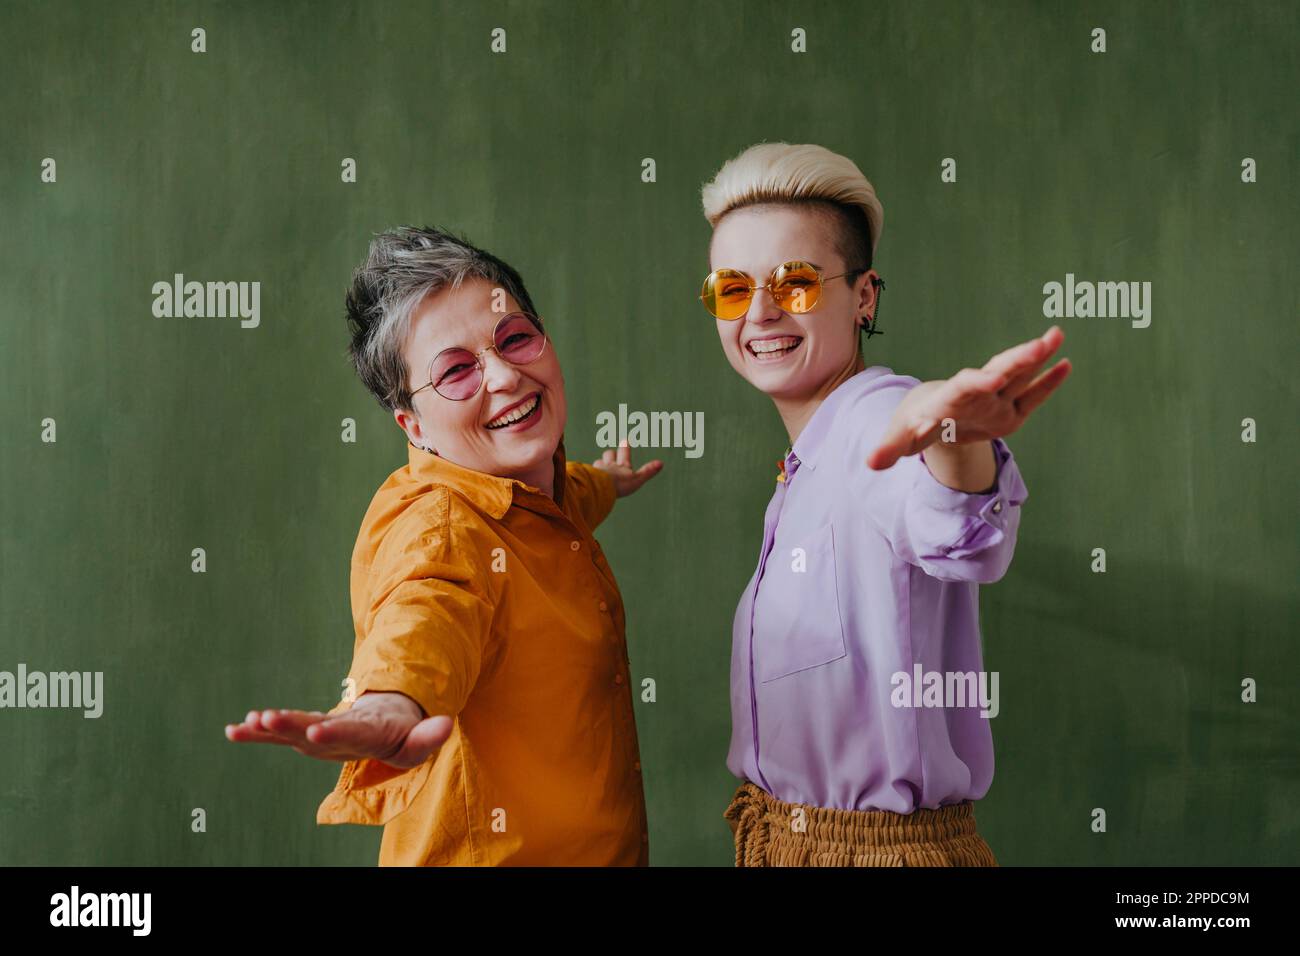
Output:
top-left (700, 260), bottom-right (863, 320)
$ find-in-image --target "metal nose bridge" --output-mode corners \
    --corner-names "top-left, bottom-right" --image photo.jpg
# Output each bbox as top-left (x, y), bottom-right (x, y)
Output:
top-left (471, 341), bottom-right (514, 368)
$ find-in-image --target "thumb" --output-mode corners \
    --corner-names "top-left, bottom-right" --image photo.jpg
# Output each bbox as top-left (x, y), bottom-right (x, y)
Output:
top-left (865, 422), bottom-right (909, 470)
top-left (382, 714), bottom-right (455, 769)
top-left (634, 460), bottom-right (663, 483)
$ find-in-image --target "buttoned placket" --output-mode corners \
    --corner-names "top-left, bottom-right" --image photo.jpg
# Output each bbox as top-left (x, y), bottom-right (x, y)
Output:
top-left (745, 449), bottom-right (801, 792)
top-left (523, 489), bottom-right (647, 845)
top-left (523, 491), bottom-right (624, 647)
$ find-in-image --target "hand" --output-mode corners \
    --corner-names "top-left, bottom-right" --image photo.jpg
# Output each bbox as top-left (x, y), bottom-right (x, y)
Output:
top-left (866, 325), bottom-right (1071, 471)
top-left (224, 691), bottom-right (454, 770)
top-left (592, 439), bottom-right (663, 497)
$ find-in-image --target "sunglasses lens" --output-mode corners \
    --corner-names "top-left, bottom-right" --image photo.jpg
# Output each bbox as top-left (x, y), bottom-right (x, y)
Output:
top-left (432, 350), bottom-right (482, 400)
top-left (495, 312), bottom-right (546, 363)
top-left (429, 314), bottom-right (546, 401)
top-left (771, 261), bottom-right (822, 313)
top-left (703, 269), bottom-right (752, 320)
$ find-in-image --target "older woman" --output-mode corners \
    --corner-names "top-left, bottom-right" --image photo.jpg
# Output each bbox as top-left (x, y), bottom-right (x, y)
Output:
top-left (701, 143), bottom-right (1071, 866)
top-left (226, 225), bottom-right (662, 865)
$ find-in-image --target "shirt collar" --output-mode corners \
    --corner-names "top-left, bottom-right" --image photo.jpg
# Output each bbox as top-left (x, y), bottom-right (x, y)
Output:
top-left (789, 366), bottom-right (890, 473)
top-left (405, 437), bottom-right (569, 519)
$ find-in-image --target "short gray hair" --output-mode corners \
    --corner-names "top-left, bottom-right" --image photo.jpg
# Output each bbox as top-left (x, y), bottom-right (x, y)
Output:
top-left (344, 225), bottom-right (540, 414)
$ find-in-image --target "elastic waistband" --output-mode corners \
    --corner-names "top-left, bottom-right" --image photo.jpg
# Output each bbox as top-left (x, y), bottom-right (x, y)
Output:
top-left (727, 781), bottom-right (976, 843)
top-left (723, 781), bottom-right (997, 867)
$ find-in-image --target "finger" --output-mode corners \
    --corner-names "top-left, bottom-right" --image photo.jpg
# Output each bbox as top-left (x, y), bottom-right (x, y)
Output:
top-left (983, 326), bottom-right (1064, 385)
top-left (1012, 358), bottom-right (1071, 417)
top-left (240, 708), bottom-right (296, 741)
top-left (616, 439), bottom-right (631, 469)
top-left (379, 715), bottom-right (455, 769)
top-left (225, 722), bottom-right (296, 745)
top-left (259, 709), bottom-right (330, 742)
top-left (625, 460), bottom-right (663, 493)
top-left (988, 325), bottom-right (1063, 384)
top-left (999, 327), bottom-right (1066, 398)
top-left (601, 449), bottom-right (616, 466)
top-left (949, 366), bottom-right (1006, 399)
top-left (866, 419), bottom-right (930, 470)
top-left (302, 710), bottom-right (376, 747)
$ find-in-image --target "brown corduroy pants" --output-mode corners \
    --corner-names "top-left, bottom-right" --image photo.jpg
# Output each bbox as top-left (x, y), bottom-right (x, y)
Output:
top-left (723, 781), bottom-right (998, 867)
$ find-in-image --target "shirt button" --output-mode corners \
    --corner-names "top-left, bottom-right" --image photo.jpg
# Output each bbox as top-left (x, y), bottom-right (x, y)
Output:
top-left (570, 540), bottom-right (581, 551)
top-left (633, 761), bottom-right (641, 772)
top-left (615, 674), bottom-right (624, 685)
top-left (598, 600), bottom-right (608, 612)
top-left (992, 500), bottom-right (1003, 514)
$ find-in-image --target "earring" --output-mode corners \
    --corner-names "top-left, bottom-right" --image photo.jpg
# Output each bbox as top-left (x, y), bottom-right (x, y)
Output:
top-left (863, 276), bottom-right (885, 337)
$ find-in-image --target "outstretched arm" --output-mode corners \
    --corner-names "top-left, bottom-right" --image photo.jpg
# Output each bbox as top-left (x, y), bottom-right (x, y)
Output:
top-left (225, 691), bottom-right (452, 769)
top-left (853, 326), bottom-right (1069, 584)
top-left (867, 325), bottom-right (1071, 486)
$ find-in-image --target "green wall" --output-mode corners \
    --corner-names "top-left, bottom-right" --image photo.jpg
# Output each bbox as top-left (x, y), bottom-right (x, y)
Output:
top-left (1, 0), bottom-right (1296, 865)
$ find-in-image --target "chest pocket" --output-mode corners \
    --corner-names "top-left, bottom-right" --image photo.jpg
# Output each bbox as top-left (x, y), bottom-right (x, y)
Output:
top-left (752, 522), bottom-right (848, 683)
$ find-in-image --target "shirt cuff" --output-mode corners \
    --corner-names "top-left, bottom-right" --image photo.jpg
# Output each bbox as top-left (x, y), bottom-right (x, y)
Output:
top-left (912, 438), bottom-right (1026, 534)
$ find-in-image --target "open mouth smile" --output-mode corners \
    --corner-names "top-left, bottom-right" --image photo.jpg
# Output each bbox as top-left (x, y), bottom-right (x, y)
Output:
top-left (746, 335), bottom-right (803, 362)
top-left (485, 391), bottom-right (543, 430)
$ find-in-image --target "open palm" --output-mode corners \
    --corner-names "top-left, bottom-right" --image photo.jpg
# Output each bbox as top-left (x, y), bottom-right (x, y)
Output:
top-left (225, 695), bottom-right (453, 770)
top-left (867, 325), bottom-right (1071, 470)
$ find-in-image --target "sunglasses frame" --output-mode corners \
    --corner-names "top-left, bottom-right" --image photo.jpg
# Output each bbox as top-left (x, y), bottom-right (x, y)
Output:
top-left (700, 259), bottom-right (865, 320)
top-left (410, 311), bottom-right (549, 402)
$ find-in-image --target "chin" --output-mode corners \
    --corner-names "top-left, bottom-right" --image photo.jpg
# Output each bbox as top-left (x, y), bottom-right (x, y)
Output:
top-left (500, 428), bottom-right (561, 466)
top-left (742, 364), bottom-right (810, 398)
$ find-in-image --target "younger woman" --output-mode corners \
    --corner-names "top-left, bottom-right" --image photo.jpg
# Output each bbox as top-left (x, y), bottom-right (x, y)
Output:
top-left (700, 143), bottom-right (1070, 866)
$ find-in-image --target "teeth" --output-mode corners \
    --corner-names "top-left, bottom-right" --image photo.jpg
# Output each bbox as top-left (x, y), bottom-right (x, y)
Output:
top-left (749, 337), bottom-right (801, 355)
top-left (486, 394), bottom-right (539, 428)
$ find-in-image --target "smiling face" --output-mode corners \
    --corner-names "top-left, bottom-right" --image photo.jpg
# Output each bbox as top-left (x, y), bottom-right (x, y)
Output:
top-left (395, 277), bottom-right (567, 490)
top-left (708, 203), bottom-right (878, 405)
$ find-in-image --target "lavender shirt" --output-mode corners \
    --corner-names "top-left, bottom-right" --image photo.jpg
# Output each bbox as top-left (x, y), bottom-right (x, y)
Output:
top-left (727, 366), bottom-right (1029, 813)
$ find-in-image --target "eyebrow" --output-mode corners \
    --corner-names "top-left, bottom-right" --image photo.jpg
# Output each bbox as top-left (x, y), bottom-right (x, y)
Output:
top-left (425, 316), bottom-right (500, 357)
top-left (720, 259), bottom-right (825, 275)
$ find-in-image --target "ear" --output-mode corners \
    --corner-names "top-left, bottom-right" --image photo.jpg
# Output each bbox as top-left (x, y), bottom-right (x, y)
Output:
top-left (856, 270), bottom-right (880, 325)
top-left (394, 406), bottom-right (425, 449)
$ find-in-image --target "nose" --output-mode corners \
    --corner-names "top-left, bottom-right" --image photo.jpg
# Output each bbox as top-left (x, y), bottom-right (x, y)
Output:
top-left (744, 283), bottom-right (783, 326)
top-left (481, 348), bottom-right (522, 393)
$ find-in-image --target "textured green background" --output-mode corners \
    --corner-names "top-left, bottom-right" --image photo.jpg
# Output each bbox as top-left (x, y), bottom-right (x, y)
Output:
top-left (1, 0), bottom-right (1296, 866)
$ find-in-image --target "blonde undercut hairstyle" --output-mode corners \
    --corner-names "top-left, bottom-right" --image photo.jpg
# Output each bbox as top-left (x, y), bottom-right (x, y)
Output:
top-left (701, 141), bottom-right (883, 271)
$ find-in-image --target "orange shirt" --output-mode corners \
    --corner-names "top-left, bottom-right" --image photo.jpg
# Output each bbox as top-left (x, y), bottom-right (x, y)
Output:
top-left (316, 437), bottom-right (649, 865)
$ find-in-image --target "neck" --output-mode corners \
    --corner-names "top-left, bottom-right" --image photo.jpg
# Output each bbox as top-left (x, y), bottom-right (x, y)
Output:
top-left (518, 459), bottom-right (556, 499)
top-left (416, 440), bottom-right (557, 500)
top-left (772, 353), bottom-right (866, 446)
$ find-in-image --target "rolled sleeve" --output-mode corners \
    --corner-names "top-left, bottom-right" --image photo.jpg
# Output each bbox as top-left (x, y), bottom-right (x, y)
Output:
top-left (564, 460), bottom-right (617, 531)
top-left (317, 504), bottom-right (495, 827)
top-left (351, 573), bottom-right (491, 721)
top-left (899, 437), bottom-right (1028, 583)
